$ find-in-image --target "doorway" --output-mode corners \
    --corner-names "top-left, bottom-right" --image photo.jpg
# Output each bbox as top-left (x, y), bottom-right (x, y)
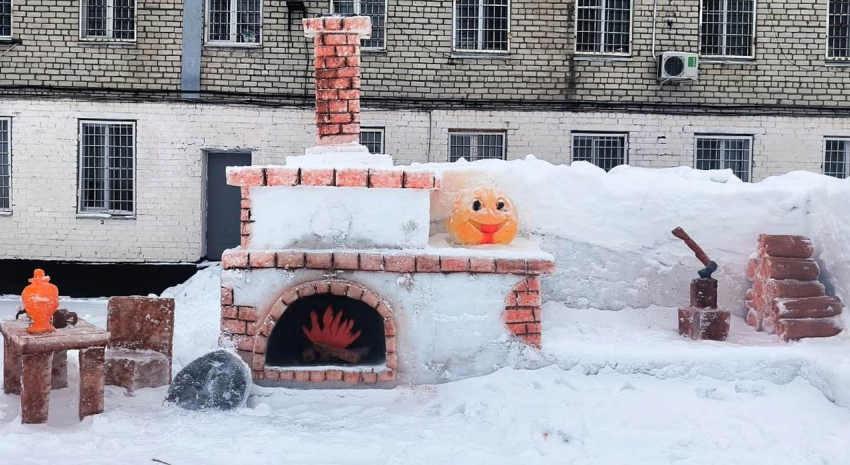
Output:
top-left (205, 152), bottom-right (251, 260)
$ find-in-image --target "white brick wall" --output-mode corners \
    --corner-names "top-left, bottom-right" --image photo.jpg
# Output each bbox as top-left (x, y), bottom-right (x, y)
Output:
top-left (1, 98), bottom-right (847, 262)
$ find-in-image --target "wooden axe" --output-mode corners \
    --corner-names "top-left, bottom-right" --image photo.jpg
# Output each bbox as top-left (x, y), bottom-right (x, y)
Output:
top-left (672, 227), bottom-right (718, 279)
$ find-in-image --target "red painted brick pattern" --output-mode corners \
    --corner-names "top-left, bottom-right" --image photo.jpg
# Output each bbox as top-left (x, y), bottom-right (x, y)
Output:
top-left (229, 279), bottom-right (399, 386)
top-left (503, 278), bottom-right (543, 349)
top-left (226, 166), bottom-right (438, 190)
top-left (221, 249), bottom-right (555, 276)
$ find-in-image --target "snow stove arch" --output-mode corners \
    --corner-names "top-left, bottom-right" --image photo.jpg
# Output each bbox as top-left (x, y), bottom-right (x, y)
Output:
top-left (251, 279), bottom-right (397, 385)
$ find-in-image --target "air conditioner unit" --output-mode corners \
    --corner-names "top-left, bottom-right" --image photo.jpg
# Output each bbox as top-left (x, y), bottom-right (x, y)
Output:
top-left (658, 52), bottom-right (699, 82)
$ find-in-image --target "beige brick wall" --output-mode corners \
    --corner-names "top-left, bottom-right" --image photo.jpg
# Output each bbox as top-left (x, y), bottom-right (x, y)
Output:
top-left (1, 0), bottom-right (182, 89)
top-left (199, 0), bottom-right (850, 107)
top-left (1, 98), bottom-right (847, 262)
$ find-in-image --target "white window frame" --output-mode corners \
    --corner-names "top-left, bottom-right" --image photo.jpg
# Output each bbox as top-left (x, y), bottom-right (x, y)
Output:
top-left (827, 0), bottom-right (850, 60)
top-left (78, 0), bottom-right (137, 42)
top-left (0, 117), bottom-right (11, 214)
top-left (205, 0), bottom-right (263, 47)
top-left (698, 0), bottom-right (757, 59)
top-left (360, 127), bottom-right (385, 154)
top-left (824, 137), bottom-right (850, 178)
top-left (451, 0), bottom-right (512, 54)
top-left (329, 0), bottom-right (388, 51)
top-left (570, 132), bottom-right (629, 171)
top-left (0, 0), bottom-right (12, 40)
top-left (694, 134), bottom-right (754, 182)
top-left (574, 0), bottom-right (633, 56)
top-left (77, 120), bottom-right (137, 217)
top-left (448, 131), bottom-right (507, 162)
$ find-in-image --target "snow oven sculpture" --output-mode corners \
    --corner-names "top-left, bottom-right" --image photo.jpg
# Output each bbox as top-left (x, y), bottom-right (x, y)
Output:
top-left (218, 15), bottom-right (554, 387)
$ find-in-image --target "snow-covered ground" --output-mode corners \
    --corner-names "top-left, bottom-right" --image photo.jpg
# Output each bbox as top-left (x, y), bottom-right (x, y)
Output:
top-left (1, 266), bottom-right (849, 464)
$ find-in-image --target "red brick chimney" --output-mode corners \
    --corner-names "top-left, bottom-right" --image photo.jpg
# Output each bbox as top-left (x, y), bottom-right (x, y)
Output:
top-left (303, 16), bottom-right (372, 147)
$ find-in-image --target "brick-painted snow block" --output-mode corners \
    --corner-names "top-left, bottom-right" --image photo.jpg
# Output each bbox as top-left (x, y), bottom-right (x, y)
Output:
top-left (678, 307), bottom-right (731, 341)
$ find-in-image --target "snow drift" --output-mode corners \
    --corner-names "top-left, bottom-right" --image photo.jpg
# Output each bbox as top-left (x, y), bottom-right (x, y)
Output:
top-left (428, 157), bottom-right (850, 314)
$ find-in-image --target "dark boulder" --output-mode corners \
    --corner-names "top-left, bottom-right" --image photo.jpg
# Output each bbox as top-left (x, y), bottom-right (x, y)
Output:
top-left (165, 350), bottom-right (251, 411)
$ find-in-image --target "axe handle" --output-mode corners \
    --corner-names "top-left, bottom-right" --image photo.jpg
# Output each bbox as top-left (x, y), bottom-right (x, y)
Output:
top-left (672, 227), bottom-right (711, 266)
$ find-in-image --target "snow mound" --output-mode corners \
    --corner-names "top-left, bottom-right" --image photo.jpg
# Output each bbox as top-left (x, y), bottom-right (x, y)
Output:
top-left (427, 157), bottom-right (850, 313)
top-left (161, 265), bottom-right (222, 372)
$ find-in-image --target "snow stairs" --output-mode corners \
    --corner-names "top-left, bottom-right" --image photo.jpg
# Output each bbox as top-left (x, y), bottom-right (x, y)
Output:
top-left (745, 234), bottom-right (844, 341)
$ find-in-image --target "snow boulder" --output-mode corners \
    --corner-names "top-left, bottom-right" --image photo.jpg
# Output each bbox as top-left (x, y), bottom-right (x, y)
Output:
top-left (165, 350), bottom-right (251, 410)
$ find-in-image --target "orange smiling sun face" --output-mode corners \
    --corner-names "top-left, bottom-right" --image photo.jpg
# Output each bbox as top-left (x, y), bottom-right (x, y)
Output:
top-left (447, 187), bottom-right (518, 245)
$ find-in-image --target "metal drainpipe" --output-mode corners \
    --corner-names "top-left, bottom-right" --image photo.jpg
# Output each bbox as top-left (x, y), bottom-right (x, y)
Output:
top-left (651, 0), bottom-right (659, 62)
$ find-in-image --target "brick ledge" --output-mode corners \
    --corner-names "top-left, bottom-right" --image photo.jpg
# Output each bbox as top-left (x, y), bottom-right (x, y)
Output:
top-left (227, 165), bottom-right (439, 189)
top-left (222, 249), bottom-right (555, 275)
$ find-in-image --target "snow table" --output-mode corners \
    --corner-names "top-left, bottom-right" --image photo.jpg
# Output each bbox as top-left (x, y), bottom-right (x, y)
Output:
top-left (1, 318), bottom-right (110, 424)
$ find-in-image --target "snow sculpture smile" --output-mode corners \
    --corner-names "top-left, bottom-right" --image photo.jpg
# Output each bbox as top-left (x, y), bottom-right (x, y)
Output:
top-left (447, 187), bottom-right (518, 245)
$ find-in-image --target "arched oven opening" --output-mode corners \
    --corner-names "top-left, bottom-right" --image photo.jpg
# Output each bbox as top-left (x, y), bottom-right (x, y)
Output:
top-left (265, 293), bottom-right (387, 367)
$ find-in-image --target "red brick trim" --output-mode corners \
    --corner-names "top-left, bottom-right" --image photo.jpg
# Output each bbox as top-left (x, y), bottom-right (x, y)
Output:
top-left (221, 249), bottom-right (555, 276)
top-left (239, 187), bottom-right (253, 248)
top-left (503, 277), bottom-right (542, 348)
top-left (246, 279), bottom-right (398, 384)
top-left (227, 166), bottom-right (438, 190)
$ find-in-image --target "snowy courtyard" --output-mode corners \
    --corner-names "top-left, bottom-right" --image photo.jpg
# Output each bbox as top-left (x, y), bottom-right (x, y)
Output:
top-left (1, 267), bottom-right (848, 465)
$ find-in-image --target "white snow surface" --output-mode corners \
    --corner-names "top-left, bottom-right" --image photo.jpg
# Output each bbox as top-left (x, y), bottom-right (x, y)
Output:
top-left (428, 158), bottom-right (850, 313)
top-left (2, 266), bottom-right (850, 464)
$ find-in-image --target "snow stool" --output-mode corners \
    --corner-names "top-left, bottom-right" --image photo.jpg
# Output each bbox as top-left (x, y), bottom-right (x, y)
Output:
top-left (105, 296), bottom-right (175, 392)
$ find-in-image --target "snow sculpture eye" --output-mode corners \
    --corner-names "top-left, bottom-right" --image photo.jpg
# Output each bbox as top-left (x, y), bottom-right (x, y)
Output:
top-left (496, 200), bottom-right (506, 211)
top-left (472, 200), bottom-right (482, 211)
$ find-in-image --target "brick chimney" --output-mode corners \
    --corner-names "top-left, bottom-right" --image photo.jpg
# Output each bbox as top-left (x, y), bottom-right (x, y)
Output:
top-left (303, 15), bottom-right (372, 147)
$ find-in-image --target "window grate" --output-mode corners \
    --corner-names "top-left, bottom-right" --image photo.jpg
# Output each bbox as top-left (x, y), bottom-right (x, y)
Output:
top-left (360, 128), bottom-right (384, 154)
top-left (829, 0), bottom-right (850, 59)
top-left (449, 132), bottom-right (506, 162)
top-left (575, 0), bottom-right (631, 55)
top-left (572, 133), bottom-right (627, 171)
top-left (207, 0), bottom-right (261, 44)
top-left (695, 135), bottom-right (752, 182)
top-left (79, 122), bottom-right (135, 215)
top-left (0, 0), bottom-right (11, 38)
top-left (700, 0), bottom-right (754, 57)
top-left (0, 119), bottom-right (9, 211)
top-left (824, 138), bottom-right (850, 178)
top-left (332, 0), bottom-right (386, 49)
top-left (454, 0), bottom-right (509, 52)
top-left (81, 0), bottom-right (136, 40)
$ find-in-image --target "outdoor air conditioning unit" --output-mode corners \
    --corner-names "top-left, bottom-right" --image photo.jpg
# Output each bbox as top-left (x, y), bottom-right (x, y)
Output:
top-left (658, 52), bottom-right (699, 82)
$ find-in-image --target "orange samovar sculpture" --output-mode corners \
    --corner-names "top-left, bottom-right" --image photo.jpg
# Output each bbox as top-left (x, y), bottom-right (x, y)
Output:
top-left (21, 269), bottom-right (60, 334)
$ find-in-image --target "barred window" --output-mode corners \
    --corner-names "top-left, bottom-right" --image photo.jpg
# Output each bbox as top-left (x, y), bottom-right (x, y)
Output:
top-left (575, 0), bottom-right (631, 55)
top-left (449, 132), bottom-right (506, 162)
top-left (331, 0), bottom-right (387, 49)
top-left (81, 0), bottom-right (136, 40)
top-left (78, 121), bottom-right (135, 215)
top-left (0, 118), bottom-right (10, 211)
top-left (360, 128), bottom-right (384, 154)
top-left (206, 0), bottom-right (261, 44)
top-left (572, 133), bottom-right (627, 171)
top-left (829, 0), bottom-right (850, 59)
top-left (453, 0), bottom-right (510, 52)
top-left (700, 0), bottom-right (755, 57)
top-left (0, 0), bottom-right (11, 38)
top-left (695, 135), bottom-right (752, 182)
top-left (824, 138), bottom-right (850, 178)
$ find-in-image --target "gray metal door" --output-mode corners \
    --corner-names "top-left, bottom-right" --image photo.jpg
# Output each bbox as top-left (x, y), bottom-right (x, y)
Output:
top-left (206, 152), bottom-right (251, 260)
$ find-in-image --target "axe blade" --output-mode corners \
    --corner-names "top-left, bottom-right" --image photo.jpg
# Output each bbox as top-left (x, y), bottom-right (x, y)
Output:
top-left (698, 261), bottom-right (718, 279)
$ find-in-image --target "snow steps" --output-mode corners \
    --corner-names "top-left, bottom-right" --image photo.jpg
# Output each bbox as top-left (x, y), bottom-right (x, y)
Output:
top-left (745, 234), bottom-right (844, 341)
